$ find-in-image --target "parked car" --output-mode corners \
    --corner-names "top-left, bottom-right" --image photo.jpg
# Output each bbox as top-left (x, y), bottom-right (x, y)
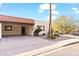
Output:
top-left (39, 31), bottom-right (45, 35)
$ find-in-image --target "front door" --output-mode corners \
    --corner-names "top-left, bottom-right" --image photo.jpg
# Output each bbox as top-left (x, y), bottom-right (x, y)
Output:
top-left (21, 27), bottom-right (25, 35)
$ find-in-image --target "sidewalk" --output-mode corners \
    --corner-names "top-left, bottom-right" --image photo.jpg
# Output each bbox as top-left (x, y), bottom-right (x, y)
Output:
top-left (15, 35), bottom-right (79, 56)
top-left (45, 43), bottom-right (79, 56)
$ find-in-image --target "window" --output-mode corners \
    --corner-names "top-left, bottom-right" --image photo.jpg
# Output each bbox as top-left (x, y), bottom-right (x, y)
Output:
top-left (4, 26), bottom-right (12, 31)
top-left (37, 25), bottom-right (45, 31)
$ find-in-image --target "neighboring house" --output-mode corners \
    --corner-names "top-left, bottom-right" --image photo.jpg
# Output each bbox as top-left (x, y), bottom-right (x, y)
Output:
top-left (32, 20), bottom-right (49, 36)
top-left (0, 15), bottom-right (35, 38)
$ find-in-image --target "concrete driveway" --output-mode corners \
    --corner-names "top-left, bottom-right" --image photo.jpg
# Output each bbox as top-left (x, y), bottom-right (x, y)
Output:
top-left (0, 36), bottom-right (54, 56)
top-left (0, 35), bottom-right (76, 56)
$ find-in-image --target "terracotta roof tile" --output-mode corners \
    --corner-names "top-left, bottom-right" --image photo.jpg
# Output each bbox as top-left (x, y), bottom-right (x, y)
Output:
top-left (0, 15), bottom-right (35, 25)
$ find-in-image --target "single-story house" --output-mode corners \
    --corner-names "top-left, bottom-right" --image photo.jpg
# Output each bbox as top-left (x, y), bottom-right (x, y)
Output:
top-left (0, 15), bottom-right (35, 38)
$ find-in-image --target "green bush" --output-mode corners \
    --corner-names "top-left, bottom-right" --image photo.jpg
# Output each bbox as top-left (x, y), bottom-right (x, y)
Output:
top-left (54, 34), bottom-right (60, 37)
top-left (47, 35), bottom-right (56, 39)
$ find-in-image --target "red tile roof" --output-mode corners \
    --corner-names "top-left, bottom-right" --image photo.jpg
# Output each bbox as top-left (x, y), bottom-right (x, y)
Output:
top-left (0, 15), bottom-right (35, 25)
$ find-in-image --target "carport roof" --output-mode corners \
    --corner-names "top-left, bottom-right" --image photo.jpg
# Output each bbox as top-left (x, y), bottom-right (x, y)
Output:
top-left (0, 15), bottom-right (35, 25)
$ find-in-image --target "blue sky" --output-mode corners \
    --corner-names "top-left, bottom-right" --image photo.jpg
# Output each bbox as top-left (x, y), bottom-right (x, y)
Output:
top-left (0, 3), bottom-right (79, 21)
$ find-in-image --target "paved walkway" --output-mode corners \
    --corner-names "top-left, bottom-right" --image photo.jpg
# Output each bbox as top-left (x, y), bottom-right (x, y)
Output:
top-left (0, 35), bottom-right (77, 56)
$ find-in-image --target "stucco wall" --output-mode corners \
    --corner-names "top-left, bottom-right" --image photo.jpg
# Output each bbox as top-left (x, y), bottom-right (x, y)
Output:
top-left (25, 25), bottom-right (33, 35)
top-left (2, 22), bottom-right (33, 36)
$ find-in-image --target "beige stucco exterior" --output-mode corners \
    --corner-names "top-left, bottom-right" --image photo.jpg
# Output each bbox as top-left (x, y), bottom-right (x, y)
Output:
top-left (2, 22), bottom-right (33, 36)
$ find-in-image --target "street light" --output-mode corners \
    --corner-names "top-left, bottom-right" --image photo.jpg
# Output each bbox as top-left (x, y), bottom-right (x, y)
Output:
top-left (48, 3), bottom-right (52, 35)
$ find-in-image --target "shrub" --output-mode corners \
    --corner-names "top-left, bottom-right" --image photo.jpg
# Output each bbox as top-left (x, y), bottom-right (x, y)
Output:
top-left (47, 35), bottom-right (56, 39)
top-left (54, 34), bottom-right (60, 37)
top-left (47, 35), bottom-right (51, 38)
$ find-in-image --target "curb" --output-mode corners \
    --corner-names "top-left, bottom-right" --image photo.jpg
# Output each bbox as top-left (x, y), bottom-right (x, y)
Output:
top-left (14, 38), bottom-right (79, 56)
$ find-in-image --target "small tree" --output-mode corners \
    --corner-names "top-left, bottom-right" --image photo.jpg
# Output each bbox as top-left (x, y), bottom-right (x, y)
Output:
top-left (52, 16), bottom-right (76, 34)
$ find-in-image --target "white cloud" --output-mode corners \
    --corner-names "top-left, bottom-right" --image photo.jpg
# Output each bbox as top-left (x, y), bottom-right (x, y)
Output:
top-left (76, 10), bottom-right (79, 13)
top-left (52, 16), bottom-right (57, 20)
top-left (72, 8), bottom-right (78, 11)
top-left (40, 4), bottom-right (56, 10)
top-left (39, 4), bottom-right (49, 11)
top-left (38, 4), bottom-right (56, 13)
top-left (38, 3), bottom-right (59, 15)
top-left (47, 16), bottom-right (57, 21)
top-left (38, 10), bottom-right (43, 13)
top-left (72, 7), bottom-right (79, 14)
top-left (52, 10), bottom-right (59, 14)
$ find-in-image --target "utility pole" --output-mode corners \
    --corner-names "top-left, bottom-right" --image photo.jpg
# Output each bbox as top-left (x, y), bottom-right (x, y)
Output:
top-left (48, 3), bottom-right (52, 35)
